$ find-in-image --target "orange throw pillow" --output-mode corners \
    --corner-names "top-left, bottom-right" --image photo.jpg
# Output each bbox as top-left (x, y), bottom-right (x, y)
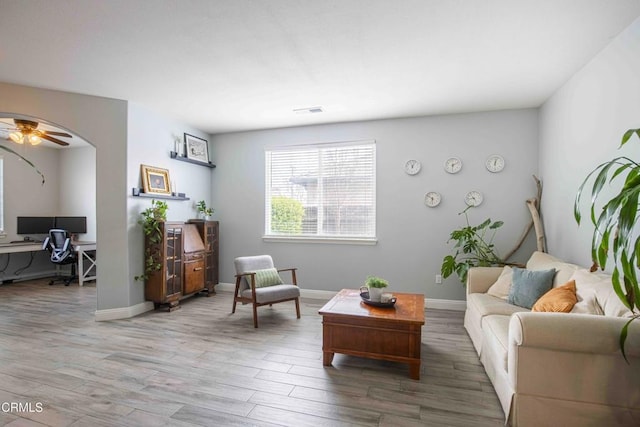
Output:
top-left (531, 280), bottom-right (577, 312)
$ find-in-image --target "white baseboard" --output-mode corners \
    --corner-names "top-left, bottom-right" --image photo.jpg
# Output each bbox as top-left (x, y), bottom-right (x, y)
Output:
top-left (425, 298), bottom-right (466, 311)
top-left (216, 282), bottom-right (465, 311)
top-left (0, 269), bottom-right (58, 284)
top-left (95, 301), bottom-right (154, 321)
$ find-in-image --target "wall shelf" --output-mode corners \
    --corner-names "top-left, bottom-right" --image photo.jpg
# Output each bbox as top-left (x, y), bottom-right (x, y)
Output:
top-left (170, 151), bottom-right (216, 168)
top-left (131, 188), bottom-right (190, 201)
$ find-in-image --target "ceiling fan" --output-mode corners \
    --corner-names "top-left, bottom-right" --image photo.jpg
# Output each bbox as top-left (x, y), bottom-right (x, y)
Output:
top-left (0, 119), bottom-right (72, 146)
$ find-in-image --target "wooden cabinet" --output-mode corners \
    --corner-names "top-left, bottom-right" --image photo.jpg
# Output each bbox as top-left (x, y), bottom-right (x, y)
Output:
top-left (188, 219), bottom-right (219, 295)
top-left (144, 221), bottom-right (214, 311)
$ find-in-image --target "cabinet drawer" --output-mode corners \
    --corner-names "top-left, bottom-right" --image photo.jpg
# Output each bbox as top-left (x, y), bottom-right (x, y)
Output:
top-left (184, 259), bottom-right (205, 295)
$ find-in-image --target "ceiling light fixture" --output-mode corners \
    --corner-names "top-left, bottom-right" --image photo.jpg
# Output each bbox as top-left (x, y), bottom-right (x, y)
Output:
top-left (293, 106), bottom-right (324, 115)
top-left (9, 130), bottom-right (41, 145)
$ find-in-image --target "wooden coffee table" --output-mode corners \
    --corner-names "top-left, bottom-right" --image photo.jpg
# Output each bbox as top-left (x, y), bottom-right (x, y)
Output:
top-left (319, 288), bottom-right (425, 379)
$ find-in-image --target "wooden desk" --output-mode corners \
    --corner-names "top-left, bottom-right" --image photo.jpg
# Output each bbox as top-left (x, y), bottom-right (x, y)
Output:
top-left (319, 288), bottom-right (425, 379)
top-left (0, 241), bottom-right (96, 286)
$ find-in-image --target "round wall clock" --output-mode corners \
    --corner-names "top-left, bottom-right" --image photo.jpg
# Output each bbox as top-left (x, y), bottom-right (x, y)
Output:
top-left (424, 191), bottom-right (442, 207)
top-left (464, 190), bottom-right (483, 207)
top-left (404, 159), bottom-right (422, 175)
top-left (486, 154), bottom-right (505, 173)
top-left (444, 157), bottom-right (462, 174)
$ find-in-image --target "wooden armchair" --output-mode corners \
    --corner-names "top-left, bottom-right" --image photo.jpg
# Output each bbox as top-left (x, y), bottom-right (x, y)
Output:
top-left (232, 255), bottom-right (301, 328)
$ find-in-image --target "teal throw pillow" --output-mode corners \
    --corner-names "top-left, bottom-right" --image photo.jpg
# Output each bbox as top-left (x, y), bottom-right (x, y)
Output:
top-left (250, 268), bottom-right (283, 288)
top-left (507, 267), bottom-right (556, 309)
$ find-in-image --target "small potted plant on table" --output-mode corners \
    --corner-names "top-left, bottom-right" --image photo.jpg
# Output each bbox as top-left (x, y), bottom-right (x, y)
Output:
top-left (364, 275), bottom-right (389, 302)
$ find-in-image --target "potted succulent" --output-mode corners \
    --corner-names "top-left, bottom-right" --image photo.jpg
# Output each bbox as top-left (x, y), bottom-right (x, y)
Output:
top-left (196, 200), bottom-right (214, 219)
top-left (365, 275), bottom-right (389, 302)
top-left (135, 199), bottom-right (168, 281)
top-left (574, 126), bottom-right (640, 360)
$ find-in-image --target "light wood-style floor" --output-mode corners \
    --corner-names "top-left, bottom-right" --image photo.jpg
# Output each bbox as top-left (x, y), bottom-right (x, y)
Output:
top-left (0, 280), bottom-right (504, 426)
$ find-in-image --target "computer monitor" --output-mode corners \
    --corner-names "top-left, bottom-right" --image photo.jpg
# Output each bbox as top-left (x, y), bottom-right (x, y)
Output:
top-left (54, 216), bottom-right (87, 234)
top-left (17, 216), bottom-right (55, 235)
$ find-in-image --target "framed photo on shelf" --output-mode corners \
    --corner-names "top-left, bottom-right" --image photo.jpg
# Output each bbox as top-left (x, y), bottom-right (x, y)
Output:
top-left (184, 133), bottom-right (210, 163)
top-left (141, 164), bottom-right (171, 195)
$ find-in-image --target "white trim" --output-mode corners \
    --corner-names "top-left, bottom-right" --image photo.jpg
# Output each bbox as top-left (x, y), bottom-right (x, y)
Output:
top-left (94, 301), bottom-right (154, 321)
top-left (216, 282), bottom-right (465, 310)
top-left (425, 298), bottom-right (466, 311)
top-left (0, 269), bottom-right (58, 284)
top-left (263, 236), bottom-right (377, 245)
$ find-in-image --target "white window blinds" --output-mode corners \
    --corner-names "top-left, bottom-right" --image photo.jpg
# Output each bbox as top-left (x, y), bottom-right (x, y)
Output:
top-left (265, 140), bottom-right (376, 240)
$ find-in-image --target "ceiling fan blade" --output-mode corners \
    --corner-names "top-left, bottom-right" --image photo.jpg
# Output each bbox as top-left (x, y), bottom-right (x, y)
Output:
top-left (40, 134), bottom-right (69, 146)
top-left (45, 131), bottom-right (72, 138)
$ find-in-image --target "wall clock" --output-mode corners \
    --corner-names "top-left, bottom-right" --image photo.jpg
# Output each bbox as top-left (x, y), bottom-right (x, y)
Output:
top-left (404, 159), bottom-right (422, 175)
top-left (464, 190), bottom-right (483, 207)
top-left (486, 154), bottom-right (505, 173)
top-left (424, 191), bottom-right (441, 207)
top-left (444, 157), bottom-right (462, 174)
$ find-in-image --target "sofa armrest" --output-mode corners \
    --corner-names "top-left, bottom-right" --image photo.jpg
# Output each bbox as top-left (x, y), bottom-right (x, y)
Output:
top-left (507, 312), bottom-right (640, 412)
top-left (466, 267), bottom-right (502, 295)
top-left (509, 312), bottom-right (640, 355)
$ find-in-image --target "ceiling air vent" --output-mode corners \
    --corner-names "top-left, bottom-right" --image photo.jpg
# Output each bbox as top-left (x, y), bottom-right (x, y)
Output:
top-left (293, 106), bottom-right (324, 114)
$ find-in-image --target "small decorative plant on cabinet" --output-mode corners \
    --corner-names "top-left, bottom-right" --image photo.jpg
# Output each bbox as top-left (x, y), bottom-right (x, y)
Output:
top-left (135, 199), bottom-right (168, 282)
top-left (196, 200), bottom-right (214, 220)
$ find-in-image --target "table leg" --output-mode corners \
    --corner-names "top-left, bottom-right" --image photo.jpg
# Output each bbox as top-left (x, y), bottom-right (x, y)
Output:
top-left (409, 362), bottom-right (420, 380)
top-left (323, 351), bottom-right (334, 366)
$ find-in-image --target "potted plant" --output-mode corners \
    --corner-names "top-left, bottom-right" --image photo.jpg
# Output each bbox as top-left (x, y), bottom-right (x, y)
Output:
top-left (574, 126), bottom-right (640, 360)
top-left (441, 207), bottom-right (515, 284)
top-left (135, 199), bottom-right (168, 281)
top-left (365, 275), bottom-right (389, 302)
top-left (196, 200), bottom-right (214, 219)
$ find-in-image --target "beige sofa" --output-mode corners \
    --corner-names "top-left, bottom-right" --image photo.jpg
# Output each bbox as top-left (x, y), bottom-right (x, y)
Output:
top-left (465, 251), bottom-right (640, 426)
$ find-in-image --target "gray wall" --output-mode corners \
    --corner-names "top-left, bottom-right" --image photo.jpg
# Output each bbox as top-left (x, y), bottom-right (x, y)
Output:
top-left (211, 109), bottom-right (538, 300)
top-left (127, 102), bottom-right (214, 305)
top-left (539, 16), bottom-right (640, 266)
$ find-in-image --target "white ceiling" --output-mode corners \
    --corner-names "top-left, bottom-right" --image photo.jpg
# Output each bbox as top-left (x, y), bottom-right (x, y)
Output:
top-left (1, 0), bottom-right (639, 134)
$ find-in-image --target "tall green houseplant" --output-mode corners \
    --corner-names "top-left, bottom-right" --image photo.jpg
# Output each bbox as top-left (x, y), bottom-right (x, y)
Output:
top-left (441, 207), bottom-right (507, 284)
top-left (574, 126), bottom-right (640, 359)
top-left (135, 199), bottom-right (168, 281)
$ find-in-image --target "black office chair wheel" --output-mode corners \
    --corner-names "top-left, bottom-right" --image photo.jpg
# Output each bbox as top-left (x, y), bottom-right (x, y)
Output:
top-left (48, 280), bottom-right (54, 286)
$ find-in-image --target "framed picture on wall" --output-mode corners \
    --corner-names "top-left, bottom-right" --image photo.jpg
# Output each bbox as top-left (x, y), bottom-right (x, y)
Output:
top-left (141, 164), bottom-right (171, 195)
top-left (184, 133), bottom-right (210, 163)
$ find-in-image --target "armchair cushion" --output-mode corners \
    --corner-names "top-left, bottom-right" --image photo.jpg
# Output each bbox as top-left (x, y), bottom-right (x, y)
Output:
top-left (251, 268), bottom-right (283, 288)
top-left (241, 284), bottom-right (300, 304)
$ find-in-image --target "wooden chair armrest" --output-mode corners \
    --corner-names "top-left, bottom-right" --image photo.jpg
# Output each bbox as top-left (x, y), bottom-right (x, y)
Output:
top-left (277, 268), bottom-right (298, 286)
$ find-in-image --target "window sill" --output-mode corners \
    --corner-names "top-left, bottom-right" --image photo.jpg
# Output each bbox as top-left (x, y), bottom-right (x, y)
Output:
top-left (262, 236), bottom-right (377, 245)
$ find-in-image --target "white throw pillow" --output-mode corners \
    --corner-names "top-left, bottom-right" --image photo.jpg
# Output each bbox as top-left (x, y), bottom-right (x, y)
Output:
top-left (487, 266), bottom-right (512, 300)
top-left (569, 269), bottom-right (632, 317)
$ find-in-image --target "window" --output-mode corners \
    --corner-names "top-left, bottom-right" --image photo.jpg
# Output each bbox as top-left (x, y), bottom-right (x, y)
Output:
top-left (265, 140), bottom-right (376, 243)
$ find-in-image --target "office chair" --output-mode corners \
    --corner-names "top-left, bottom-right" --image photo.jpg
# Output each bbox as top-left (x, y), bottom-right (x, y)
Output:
top-left (42, 229), bottom-right (78, 286)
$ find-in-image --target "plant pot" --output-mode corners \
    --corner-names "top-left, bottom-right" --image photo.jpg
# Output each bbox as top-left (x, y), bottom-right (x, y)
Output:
top-left (368, 286), bottom-right (383, 302)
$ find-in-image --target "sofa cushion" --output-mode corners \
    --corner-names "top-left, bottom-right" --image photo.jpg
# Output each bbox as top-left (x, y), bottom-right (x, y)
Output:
top-left (532, 280), bottom-right (577, 312)
top-left (507, 267), bottom-right (556, 309)
top-left (569, 269), bottom-right (632, 317)
top-left (482, 314), bottom-right (511, 372)
top-left (526, 251), bottom-right (579, 287)
top-left (487, 266), bottom-right (513, 300)
top-left (468, 293), bottom-right (530, 317)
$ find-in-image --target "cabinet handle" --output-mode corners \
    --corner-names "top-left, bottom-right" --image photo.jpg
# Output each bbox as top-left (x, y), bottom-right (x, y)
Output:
top-left (193, 267), bottom-right (203, 271)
